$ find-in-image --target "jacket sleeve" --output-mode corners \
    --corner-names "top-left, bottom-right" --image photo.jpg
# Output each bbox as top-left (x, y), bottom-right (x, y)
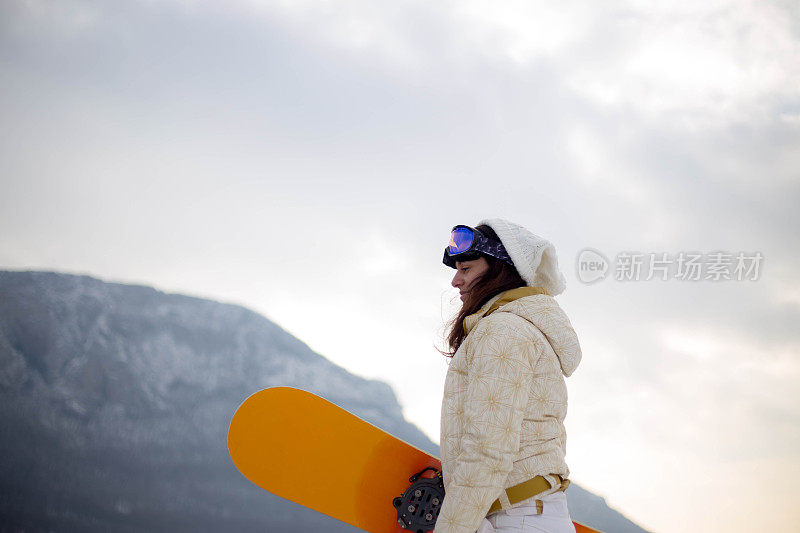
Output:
top-left (434, 314), bottom-right (536, 533)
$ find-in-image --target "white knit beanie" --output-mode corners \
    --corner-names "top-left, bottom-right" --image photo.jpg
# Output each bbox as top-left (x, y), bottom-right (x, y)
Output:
top-left (478, 218), bottom-right (567, 296)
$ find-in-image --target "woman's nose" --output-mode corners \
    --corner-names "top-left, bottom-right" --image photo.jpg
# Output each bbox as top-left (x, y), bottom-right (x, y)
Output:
top-left (451, 273), bottom-right (460, 288)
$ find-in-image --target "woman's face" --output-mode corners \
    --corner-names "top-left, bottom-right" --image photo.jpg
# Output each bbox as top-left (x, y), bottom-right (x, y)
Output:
top-left (451, 256), bottom-right (490, 302)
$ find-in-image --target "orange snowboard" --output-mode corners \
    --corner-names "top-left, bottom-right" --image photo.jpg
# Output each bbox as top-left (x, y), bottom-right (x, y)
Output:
top-left (227, 387), bottom-right (601, 533)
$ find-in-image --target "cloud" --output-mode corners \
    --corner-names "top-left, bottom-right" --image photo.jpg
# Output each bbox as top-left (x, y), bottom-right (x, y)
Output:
top-left (217, 0), bottom-right (800, 126)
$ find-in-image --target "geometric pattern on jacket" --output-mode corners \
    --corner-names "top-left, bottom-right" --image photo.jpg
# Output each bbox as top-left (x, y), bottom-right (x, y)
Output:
top-left (435, 288), bottom-right (582, 533)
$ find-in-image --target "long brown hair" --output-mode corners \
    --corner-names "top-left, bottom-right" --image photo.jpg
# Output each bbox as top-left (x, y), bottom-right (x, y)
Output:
top-left (444, 224), bottom-right (526, 356)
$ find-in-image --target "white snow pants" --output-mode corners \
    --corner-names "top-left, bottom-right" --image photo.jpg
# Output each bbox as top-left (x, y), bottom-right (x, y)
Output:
top-left (476, 492), bottom-right (576, 533)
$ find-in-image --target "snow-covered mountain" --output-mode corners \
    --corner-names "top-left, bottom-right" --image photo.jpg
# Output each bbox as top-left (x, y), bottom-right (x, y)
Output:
top-left (0, 271), bottom-right (648, 532)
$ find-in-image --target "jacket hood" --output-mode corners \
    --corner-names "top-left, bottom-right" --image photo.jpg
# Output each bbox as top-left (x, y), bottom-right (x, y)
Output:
top-left (464, 288), bottom-right (582, 377)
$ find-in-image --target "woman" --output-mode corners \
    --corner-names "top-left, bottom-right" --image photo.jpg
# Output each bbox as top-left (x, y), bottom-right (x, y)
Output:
top-left (434, 219), bottom-right (582, 533)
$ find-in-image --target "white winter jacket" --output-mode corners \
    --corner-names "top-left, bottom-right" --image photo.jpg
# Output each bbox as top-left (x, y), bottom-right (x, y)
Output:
top-left (435, 287), bottom-right (582, 533)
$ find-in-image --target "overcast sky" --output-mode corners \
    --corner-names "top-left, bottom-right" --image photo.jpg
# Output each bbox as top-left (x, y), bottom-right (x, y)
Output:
top-left (2, 1), bottom-right (799, 532)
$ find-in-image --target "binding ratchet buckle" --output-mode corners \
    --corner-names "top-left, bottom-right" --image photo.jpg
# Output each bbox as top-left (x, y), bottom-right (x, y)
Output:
top-left (392, 467), bottom-right (445, 533)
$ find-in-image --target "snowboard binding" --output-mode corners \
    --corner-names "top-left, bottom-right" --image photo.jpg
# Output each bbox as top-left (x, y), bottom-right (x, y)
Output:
top-left (392, 467), bottom-right (445, 533)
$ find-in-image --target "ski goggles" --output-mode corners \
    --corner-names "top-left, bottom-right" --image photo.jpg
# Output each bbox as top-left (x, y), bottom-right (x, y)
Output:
top-left (442, 225), bottom-right (513, 268)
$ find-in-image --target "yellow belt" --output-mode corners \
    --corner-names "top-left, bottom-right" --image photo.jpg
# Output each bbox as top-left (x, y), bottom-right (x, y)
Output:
top-left (487, 475), bottom-right (570, 515)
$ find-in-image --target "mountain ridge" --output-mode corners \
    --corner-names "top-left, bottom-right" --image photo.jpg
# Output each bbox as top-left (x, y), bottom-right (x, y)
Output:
top-left (0, 270), bottom-right (648, 533)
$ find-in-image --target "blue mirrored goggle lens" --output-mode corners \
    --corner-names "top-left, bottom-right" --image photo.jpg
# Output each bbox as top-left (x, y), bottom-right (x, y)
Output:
top-left (448, 227), bottom-right (474, 254)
